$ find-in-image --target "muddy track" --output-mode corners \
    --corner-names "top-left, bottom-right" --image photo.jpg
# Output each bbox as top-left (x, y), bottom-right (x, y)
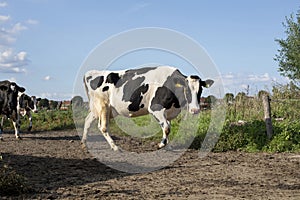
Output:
top-left (0, 130), bottom-right (299, 199)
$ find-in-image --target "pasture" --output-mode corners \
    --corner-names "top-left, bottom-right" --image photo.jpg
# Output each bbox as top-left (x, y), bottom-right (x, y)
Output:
top-left (1, 84), bottom-right (300, 199)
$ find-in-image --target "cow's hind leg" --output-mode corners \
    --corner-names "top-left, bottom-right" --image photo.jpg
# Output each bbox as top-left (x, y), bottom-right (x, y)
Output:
top-left (0, 117), bottom-right (3, 141)
top-left (151, 110), bottom-right (170, 148)
top-left (82, 111), bottom-right (96, 145)
top-left (98, 107), bottom-right (119, 151)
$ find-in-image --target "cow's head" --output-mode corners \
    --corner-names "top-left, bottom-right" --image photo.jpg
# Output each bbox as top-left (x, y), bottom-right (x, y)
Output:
top-left (185, 76), bottom-right (214, 114)
top-left (28, 96), bottom-right (39, 113)
top-left (8, 82), bottom-right (26, 111)
top-left (9, 82), bottom-right (25, 93)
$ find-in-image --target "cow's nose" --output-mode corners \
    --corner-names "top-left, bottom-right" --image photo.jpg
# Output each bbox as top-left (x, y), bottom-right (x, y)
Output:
top-left (190, 108), bottom-right (200, 114)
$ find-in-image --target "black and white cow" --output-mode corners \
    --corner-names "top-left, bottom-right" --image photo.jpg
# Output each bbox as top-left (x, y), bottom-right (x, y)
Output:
top-left (82, 66), bottom-right (214, 151)
top-left (0, 80), bottom-right (25, 140)
top-left (17, 93), bottom-right (39, 131)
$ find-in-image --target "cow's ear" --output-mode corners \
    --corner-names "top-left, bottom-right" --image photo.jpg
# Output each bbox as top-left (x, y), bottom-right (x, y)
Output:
top-left (18, 87), bottom-right (26, 92)
top-left (201, 79), bottom-right (214, 88)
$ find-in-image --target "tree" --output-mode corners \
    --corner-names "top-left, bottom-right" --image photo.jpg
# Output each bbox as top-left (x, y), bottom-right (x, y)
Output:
top-left (274, 9), bottom-right (300, 83)
top-left (206, 95), bottom-right (217, 104)
top-left (224, 93), bottom-right (234, 105)
top-left (38, 98), bottom-right (50, 110)
top-left (235, 92), bottom-right (247, 104)
top-left (49, 100), bottom-right (59, 110)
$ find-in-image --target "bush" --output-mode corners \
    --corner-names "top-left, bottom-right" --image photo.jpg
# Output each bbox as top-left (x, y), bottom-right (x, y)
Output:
top-left (0, 158), bottom-right (30, 195)
top-left (265, 120), bottom-right (300, 152)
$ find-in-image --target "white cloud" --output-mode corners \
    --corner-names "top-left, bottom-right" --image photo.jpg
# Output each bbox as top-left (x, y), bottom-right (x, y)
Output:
top-left (248, 73), bottom-right (272, 82)
top-left (0, 15), bottom-right (10, 23)
top-left (43, 75), bottom-right (51, 81)
top-left (214, 72), bottom-right (282, 95)
top-left (0, 49), bottom-right (29, 73)
top-left (0, 2), bottom-right (33, 73)
top-left (126, 2), bottom-right (150, 14)
top-left (26, 19), bottom-right (39, 25)
top-left (10, 22), bottom-right (27, 34)
top-left (0, 2), bottom-right (7, 7)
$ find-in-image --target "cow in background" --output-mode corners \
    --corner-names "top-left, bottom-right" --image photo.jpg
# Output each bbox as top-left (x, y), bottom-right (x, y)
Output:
top-left (1, 92), bottom-right (39, 135)
top-left (0, 80), bottom-right (25, 140)
top-left (17, 93), bottom-right (39, 131)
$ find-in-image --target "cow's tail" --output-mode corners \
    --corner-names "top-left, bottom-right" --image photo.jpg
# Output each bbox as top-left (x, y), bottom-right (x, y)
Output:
top-left (83, 75), bottom-right (90, 102)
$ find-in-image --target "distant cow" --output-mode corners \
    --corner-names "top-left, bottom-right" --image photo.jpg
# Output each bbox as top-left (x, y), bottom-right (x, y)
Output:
top-left (1, 92), bottom-right (39, 135)
top-left (82, 66), bottom-right (214, 151)
top-left (18, 93), bottom-right (39, 131)
top-left (0, 80), bottom-right (25, 140)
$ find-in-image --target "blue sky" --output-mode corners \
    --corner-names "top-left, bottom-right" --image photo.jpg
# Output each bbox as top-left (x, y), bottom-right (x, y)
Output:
top-left (0, 0), bottom-right (299, 100)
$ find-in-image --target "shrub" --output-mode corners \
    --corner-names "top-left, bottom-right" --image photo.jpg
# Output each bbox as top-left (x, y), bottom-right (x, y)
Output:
top-left (0, 159), bottom-right (30, 195)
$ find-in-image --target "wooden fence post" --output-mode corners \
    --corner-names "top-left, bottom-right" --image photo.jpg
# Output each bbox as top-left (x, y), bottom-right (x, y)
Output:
top-left (262, 95), bottom-right (273, 139)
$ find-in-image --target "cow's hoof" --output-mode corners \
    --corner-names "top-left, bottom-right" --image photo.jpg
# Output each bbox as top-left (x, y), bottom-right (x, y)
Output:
top-left (27, 127), bottom-right (32, 132)
top-left (111, 144), bottom-right (120, 152)
top-left (16, 136), bottom-right (22, 140)
top-left (81, 141), bottom-right (88, 151)
top-left (158, 138), bottom-right (168, 149)
top-left (0, 137), bottom-right (3, 141)
top-left (158, 142), bottom-right (166, 149)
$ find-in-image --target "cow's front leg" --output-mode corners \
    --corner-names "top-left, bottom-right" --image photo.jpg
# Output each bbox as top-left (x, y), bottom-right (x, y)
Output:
top-left (27, 112), bottom-right (32, 131)
top-left (151, 110), bottom-right (170, 149)
top-left (0, 117), bottom-right (4, 140)
top-left (99, 107), bottom-right (119, 151)
top-left (12, 120), bottom-right (20, 139)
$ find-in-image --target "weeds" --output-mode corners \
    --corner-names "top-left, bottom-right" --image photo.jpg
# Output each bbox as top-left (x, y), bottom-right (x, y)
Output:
top-left (0, 160), bottom-right (30, 195)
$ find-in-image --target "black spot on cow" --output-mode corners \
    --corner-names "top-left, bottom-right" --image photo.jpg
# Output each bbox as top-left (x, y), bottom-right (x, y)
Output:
top-left (90, 76), bottom-right (104, 90)
top-left (150, 70), bottom-right (190, 112)
top-left (102, 86), bottom-right (109, 92)
top-left (150, 86), bottom-right (180, 111)
top-left (160, 122), bottom-right (164, 127)
top-left (106, 72), bottom-right (120, 85)
top-left (125, 67), bottom-right (156, 75)
top-left (111, 67), bottom-right (156, 88)
top-left (122, 77), bottom-right (145, 101)
top-left (115, 73), bottom-right (135, 88)
top-left (127, 83), bottom-right (149, 112)
top-left (86, 76), bottom-right (92, 82)
top-left (190, 75), bottom-right (200, 80)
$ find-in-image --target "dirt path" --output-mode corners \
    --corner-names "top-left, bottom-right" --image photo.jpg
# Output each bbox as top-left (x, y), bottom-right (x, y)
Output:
top-left (0, 130), bottom-right (299, 199)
